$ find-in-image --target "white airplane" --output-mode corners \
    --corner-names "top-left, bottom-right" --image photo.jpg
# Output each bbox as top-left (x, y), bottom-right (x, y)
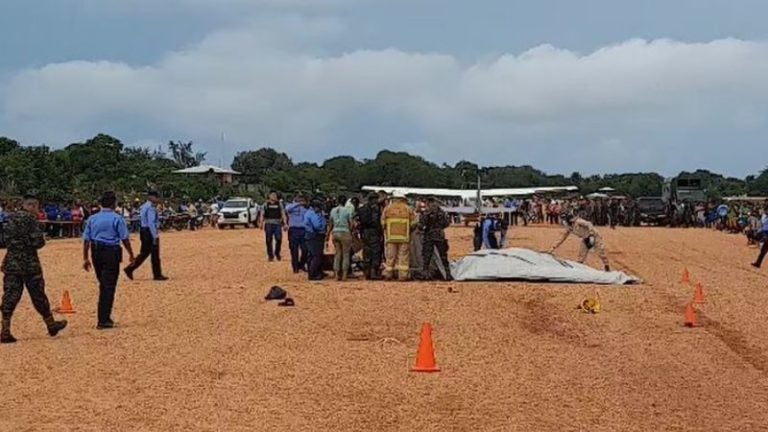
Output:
top-left (361, 185), bottom-right (578, 200)
top-left (361, 185), bottom-right (578, 215)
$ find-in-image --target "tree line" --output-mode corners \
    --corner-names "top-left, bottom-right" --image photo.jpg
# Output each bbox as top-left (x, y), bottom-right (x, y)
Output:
top-left (1, 133), bottom-right (765, 203)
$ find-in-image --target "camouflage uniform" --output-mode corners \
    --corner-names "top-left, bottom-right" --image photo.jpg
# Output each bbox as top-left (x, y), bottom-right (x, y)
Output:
top-left (356, 202), bottom-right (383, 279)
top-left (1, 211), bottom-right (65, 343)
top-left (419, 205), bottom-right (452, 280)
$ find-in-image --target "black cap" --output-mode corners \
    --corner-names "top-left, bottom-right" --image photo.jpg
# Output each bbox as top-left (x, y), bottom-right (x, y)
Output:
top-left (22, 192), bottom-right (38, 201)
top-left (147, 190), bottom-right (159, 198)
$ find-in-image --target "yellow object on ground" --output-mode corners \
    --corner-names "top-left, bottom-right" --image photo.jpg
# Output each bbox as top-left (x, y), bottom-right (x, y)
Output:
top-left (579, 298), bottom-right (602, 314)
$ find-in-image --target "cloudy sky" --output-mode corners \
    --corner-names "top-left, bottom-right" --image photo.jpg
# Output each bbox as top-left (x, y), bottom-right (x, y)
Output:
top-left (1, 0), bottom-right (767, 176)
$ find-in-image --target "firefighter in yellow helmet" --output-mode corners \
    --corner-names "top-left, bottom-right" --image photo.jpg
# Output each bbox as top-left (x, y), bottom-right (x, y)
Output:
top-left (381, 191), bottom-right (417, 280)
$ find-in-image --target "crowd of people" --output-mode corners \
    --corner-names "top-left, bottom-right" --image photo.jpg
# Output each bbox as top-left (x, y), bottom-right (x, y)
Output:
top-left (259, 191), bottom-right (453, 282)
top-left (483, 196), bottom-right (768, 235)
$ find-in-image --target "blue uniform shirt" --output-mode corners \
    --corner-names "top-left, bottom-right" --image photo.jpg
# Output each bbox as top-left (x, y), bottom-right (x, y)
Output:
top-left (83, 209), bottom-right (129, 246)
top-left (304, 208), bottom-right (327, 238)
top-left (285, 202), bottom-right (308, 229)
top-left (482, 218), bottom-right (495, 249)
top-left (140, 201), bottom-right (160, 239)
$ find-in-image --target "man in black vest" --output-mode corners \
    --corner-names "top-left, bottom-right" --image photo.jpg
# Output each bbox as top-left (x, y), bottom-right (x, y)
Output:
top-left (356, 193), bottom-right (383, 280)
top-left (259, 192), bottom-right (287, 262)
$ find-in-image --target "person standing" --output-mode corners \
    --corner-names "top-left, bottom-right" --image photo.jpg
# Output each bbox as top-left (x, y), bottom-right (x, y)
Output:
top-left (327, 195), bottom-right (354, 281)
top-left (285, 195), bottom-right (309, 273)
top-left (482, 214), bottom-right (499, 249)
top-left (357, 193), bottom-right (384, 280)
top-left (751, 209), bottom-right (768, 269)
top-left (260, 192), bottom-right (287, 262)
top-left (548, 213), bottom-right (611, 271)
top-left (124, 191), bottom-right (167, 281)
top-left (1, 194), bottom-right (68, 344)
top-left (419, 197), bottom-right (452, 281)
top-left (381, 192), bottom-right (416, 281)
top-left (304, 200), bottom-right (327, 281)
top-left (82, 192), bottom-right (135, 329)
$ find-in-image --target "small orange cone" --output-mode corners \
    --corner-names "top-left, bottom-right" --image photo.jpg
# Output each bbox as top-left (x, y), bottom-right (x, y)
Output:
top-left (54, 290), bottom-right (76, 314)
top-left (693, 283), bottom-right (705, 305)
top-left (684, 302), bottom-right (697, 327)
top-left (411, 323), bottom-right (440, 373)
top-left (681, 268), bottom-right (691, 285)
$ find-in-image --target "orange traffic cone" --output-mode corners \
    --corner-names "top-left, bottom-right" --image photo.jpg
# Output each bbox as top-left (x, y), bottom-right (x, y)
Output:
top-left (681, 268), bottom-right (691, 285)
top-left (411, 323), bottom-right (440, 373)
top-left (54, 290), bottom-right (76, 314)
top-left (684, 302), bottom-right (697, 327)
top-left (693, 283), bottom-right (705, 305)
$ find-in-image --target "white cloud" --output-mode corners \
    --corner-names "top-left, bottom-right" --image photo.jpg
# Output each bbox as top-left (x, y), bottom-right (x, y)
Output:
top-left (2, 21), bottom-right (768, 175)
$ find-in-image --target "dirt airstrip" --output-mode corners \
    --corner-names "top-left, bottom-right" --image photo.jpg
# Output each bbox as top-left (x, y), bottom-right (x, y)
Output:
top-left (2, 226), bottom-right (768, 432)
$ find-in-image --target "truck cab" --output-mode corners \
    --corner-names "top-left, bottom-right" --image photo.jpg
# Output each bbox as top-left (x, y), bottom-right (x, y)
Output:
top-left (217, 198), bottom-right (259, 229)
top-left (637, 197), bottom-right (668, 226)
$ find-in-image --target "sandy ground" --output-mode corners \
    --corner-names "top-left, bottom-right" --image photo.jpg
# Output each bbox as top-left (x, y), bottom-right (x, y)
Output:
top-left (2, 225), bottom-right (768, 432)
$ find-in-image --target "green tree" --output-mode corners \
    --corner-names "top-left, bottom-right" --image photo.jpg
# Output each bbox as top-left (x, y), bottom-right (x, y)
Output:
top-left (168, 141), bottom-right (206, 168)
top-left (231, 148), bottom-right (294, 186)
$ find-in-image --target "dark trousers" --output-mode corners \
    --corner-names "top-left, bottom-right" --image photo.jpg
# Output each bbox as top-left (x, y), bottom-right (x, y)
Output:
top-left (288, 227), bottom-right (307, 272)
top-left (127, 228), bottom-right (162, 278)
top-left (265, 224), bottom-right (283, 259)
top-left (2, 274), bottom-right (52, 320)
top-left (362, 229), bottom-right (383, 276)
top-left (92, 244), bottom-right (121, 324)
top-left (755, 240), bottom-right (768, 267)
top-left (422, 238), bottom-right (451, 280)
top-left (306, 236), bottom-right (325, 280)
top-left (511, 212), bottom-right (519, 226)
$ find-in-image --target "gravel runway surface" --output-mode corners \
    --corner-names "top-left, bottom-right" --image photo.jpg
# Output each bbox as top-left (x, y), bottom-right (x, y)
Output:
top-left (2, 226), bottom-right (767, 432)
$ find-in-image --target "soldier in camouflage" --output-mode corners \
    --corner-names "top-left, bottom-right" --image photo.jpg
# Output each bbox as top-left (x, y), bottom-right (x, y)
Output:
top-left (419, 197), bottom-right (452, 281)
top-left (1, 194), bottom-right (67, 344)
top-left (356, 193), bottom-right (383, 280)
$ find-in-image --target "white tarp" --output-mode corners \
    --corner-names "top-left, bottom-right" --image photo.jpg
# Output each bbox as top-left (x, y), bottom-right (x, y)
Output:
top-left (451, 248), bottom-right (640, 285)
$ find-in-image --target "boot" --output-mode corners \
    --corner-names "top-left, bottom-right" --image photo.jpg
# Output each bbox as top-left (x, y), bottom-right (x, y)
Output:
top-left (1, 318), bottom-right (17, 344)
top-left (44, 316), bottom-right (68, 337)
top-left (604, 265), bottom-right (611, 272)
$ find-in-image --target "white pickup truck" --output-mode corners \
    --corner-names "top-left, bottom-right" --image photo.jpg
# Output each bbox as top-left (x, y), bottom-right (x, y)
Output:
top-left (217, 198), bottom-right (260, 229)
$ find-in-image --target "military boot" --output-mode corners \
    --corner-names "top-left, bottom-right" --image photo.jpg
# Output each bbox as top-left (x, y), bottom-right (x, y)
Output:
top-left (1, 318), bottom-right (16, 344)
top-left (44, 316), bottom-right (68, 337)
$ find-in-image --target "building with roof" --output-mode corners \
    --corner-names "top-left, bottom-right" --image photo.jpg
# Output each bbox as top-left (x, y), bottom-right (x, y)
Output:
top-left (173, 165), bottom-right (240, 185)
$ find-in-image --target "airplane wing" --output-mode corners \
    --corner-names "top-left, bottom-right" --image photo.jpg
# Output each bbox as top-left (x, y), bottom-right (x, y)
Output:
top-left (442, 206), bottom-right (508, 214)
top-left (480, 186), bottom-right (579, 197)
top-left (362, 185), bottom-right (577, 198)
top-left (361, 186), bottom-right (476, 199)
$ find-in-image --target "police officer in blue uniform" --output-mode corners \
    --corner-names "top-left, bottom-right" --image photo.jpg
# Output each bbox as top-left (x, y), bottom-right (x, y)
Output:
top-left (83, 192), bottom-right (135, 329)
top-left (124, 191), bottom-right (167, 281)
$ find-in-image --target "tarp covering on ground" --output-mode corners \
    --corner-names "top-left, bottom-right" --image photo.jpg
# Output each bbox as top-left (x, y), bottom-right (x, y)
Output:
top-left (451, 248), bottom-right (640, 285)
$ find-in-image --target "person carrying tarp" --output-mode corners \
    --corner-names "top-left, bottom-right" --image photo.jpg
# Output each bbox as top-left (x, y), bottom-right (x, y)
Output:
top-left (381, 191), bottom-right (416, 281)
top-left (547, 213), bottom-right (611, 272)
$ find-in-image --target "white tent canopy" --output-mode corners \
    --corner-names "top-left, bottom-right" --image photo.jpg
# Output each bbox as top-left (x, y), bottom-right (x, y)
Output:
top-left (451, 248), bottom-right (640, 285)
top-left (586, 193), bottom-right (610, 199)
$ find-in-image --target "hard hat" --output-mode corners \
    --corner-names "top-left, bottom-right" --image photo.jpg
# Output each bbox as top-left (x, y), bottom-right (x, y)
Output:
top-left (392, 191), bottom-right (407, 199)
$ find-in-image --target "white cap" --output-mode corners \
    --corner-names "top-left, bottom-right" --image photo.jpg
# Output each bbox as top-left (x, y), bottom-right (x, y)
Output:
top-left (392, 191), bottom-right (407, 199)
